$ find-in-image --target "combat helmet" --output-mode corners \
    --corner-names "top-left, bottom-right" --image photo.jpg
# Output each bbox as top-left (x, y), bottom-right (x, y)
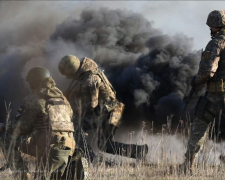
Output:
top-left (26, 67), bottom-right (51, 89)
top-left (206, 10), bottom-right (225, 28)
top-left (58, 55), bottom-right (80, 77)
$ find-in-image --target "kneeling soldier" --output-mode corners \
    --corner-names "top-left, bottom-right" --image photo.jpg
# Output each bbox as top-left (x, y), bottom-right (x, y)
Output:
top-left (0, 67), bottom-right (75, 180)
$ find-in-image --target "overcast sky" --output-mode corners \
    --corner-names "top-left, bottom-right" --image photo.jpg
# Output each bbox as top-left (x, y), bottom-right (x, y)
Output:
top-left (1, 1), bottom-right (225, 50)
top-left (76, 1), bottom-right (225, 50)
top-left (60, 1), bottom-right (225, 50)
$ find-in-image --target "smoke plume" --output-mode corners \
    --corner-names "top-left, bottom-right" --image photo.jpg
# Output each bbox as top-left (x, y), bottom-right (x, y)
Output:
top-left (0, 6), bottom-right (201, 130)
top-left (50, 8), bottom-right (201, 127)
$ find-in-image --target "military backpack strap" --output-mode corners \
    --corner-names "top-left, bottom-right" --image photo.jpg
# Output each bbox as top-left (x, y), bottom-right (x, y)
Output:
top-left (64, 79), bottom-right (79, 99)
top-left (94, 69), bottom-right (125, 127)
top-left (96, 69), bottom-right (116, 95)
top-left (47, 99), bottom-right (66, 106)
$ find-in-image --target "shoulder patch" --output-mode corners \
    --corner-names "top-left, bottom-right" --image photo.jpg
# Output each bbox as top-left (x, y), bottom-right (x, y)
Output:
top-left (204, 51), bottom-right (211, 60)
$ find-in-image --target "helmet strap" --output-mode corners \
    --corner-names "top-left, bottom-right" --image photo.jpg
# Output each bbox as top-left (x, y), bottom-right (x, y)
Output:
top-left (210, 28), bottom-right (223, 38)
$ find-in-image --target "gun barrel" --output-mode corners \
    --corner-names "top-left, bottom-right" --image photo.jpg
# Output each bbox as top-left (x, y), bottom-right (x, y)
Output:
top-left (104, 140), bottom-right (148, 159)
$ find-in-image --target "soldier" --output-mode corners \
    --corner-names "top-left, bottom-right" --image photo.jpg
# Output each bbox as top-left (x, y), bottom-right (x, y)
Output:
top-left (0, 67), bottom-right (75, 180)
top-left (58, 56), bottom-right (124, 156)
top-left (181, 10), bottom-right (225, 173)
top-left (58, 55), bottom-right (148, 160)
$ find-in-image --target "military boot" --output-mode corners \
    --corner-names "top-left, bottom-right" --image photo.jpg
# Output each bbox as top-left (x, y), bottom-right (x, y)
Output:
top-left (179, 156), bottom-right (195, 175)
top-left (169, 155), bottom-right (195, 176)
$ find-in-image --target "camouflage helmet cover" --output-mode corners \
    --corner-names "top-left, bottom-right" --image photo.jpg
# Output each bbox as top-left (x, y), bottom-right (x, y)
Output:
top-left (206, 10), bottom-right (225, 28)
top-left (26, 66), bottom-right (51, 89)
top-left (58, 55), bottom-right (80, 76)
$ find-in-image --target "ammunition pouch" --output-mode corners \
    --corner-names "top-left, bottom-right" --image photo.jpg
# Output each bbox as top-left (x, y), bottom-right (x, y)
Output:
top-left (195, 96), bottom-right (220, 123)
top-left (207, 79), bottom-right (225, 93)
top-left (108, 101), bottom-right (125, 127)
top-left (53, 132), bottom-right (75, 156)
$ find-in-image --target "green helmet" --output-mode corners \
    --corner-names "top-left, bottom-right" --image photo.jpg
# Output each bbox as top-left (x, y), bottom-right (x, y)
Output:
top-left (26, 66), bottom-right (51, 89)
top-left (58, 55), bottom-right (80, 77)
top-left (206, 10), bottom-right (225, 28)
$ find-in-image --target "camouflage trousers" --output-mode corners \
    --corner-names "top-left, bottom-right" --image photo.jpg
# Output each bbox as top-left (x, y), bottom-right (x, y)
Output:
top-left (184, 93), bottom-right (225, 168)
top-left (185, 117), bottom-right (211, 167)
top-left (0, 131), bottom-right (74, 180)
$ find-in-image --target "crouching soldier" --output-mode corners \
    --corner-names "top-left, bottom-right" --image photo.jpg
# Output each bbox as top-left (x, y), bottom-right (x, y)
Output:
top-left (58, 55), bottom-right (148, 160)
top-left (0, 67), bottom-right (75, 180)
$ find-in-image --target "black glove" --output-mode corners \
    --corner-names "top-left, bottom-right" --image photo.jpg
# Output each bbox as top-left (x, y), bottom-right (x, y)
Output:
top-left (191, 76), bottom-right (196, 88)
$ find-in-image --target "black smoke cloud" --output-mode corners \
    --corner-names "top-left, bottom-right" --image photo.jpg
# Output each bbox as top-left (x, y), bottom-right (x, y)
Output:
top-left (0, 2), bottom-right (72, 120)
top-left (50, 8), bottom-right (161, 69)
top-left (50, 8), bottom-right (201, 127)
top-left (0, 7), bottom-right (201, 129)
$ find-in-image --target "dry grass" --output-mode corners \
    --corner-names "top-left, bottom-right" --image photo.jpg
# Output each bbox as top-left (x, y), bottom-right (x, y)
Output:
top-left (1, 107), bottom-right (225, 179)
top-left (85, 118), bottom-right (225, 179)
top-left (1, 151), bottom-right (225, 180)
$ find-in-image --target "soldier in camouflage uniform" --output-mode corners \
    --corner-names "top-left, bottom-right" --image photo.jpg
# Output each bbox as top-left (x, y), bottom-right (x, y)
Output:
top-left (182, 10), bottom-right (225, 173)
top-left (58, 56), bottom-right (124, 156)
top-left (58, 55), bottom-right (148, 161)
top-left (0, 67), bottom-right (75, 180)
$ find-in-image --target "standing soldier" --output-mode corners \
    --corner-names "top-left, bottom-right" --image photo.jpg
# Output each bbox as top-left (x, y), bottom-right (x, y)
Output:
top-left (58, 55), bottom-right (148, 160)
top-left (0, 67), bottom-right (75, 180)
top-left (182, 10), bottom-right (225, 173)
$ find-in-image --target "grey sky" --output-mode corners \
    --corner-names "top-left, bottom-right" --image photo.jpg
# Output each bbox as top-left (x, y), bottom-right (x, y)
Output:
top-left (1, 1), bottom-right (224, 50)
top-left (62, 1), bottom-right (225, 50)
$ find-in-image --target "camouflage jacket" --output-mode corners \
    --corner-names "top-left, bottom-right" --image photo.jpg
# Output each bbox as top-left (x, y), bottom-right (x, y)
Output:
top-left (9, 77), bottom-right (74, 137)
top-left (196, 32), bottom-right (225, 85)
top-left (69, 57), bottom-right (117, 120)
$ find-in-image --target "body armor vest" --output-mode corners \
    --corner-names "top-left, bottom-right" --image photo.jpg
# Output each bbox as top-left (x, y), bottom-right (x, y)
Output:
top-left (35, 98), bottom-right (74, 132)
